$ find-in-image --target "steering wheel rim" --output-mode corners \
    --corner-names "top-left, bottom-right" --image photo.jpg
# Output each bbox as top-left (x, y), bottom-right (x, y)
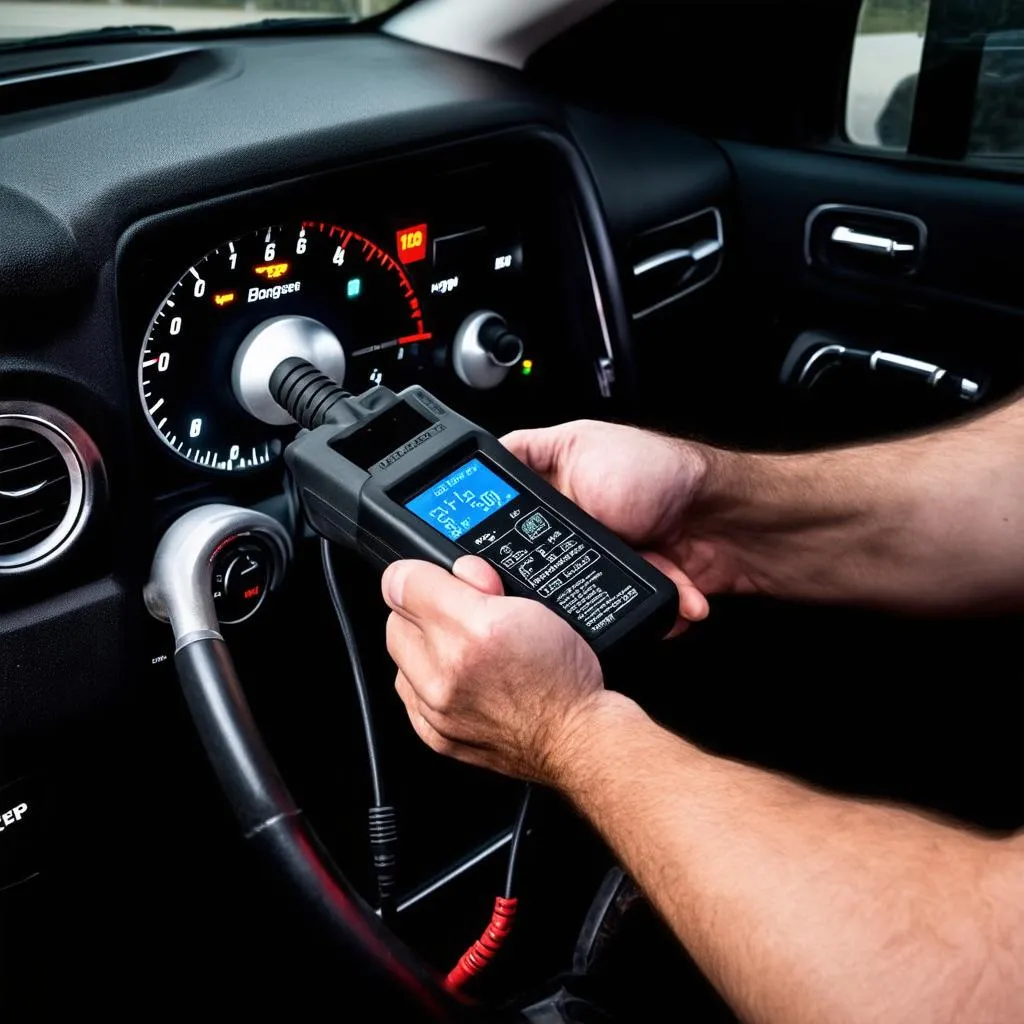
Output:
top-left (145, 504), bottom-right (468, 1020)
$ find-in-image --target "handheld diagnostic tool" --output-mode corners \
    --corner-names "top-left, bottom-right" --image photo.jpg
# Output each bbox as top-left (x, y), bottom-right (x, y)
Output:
top-left (271, 359), bottom-right (678, 657)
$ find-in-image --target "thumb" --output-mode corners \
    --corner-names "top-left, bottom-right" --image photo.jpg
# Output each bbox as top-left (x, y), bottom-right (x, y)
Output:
top-left (452, 555), bottom-right (505, 596)
top-left (642, 550), bottom-right (710, 637)
top-left (501, 426), bottom-right (564, 482)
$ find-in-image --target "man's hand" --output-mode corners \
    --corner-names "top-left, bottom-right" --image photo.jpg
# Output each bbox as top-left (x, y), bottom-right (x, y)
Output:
top-left (382, 555), bottom-right (618, 783)
top-left (503, 421), bottom-right (745, 631)
top-left (507, 402), bottom-right (1024, 616)
top-left (380, 412), bottom-right (1024, 1024)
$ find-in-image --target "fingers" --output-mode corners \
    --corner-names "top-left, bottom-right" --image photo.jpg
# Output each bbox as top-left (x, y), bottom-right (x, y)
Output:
top-left (643, 550), bottom-right (710, 637)
top-left (383, 560), bottom-right (503, 711)
top-left (385, 610), bottom-right (428, 672)
top-left (394, 670), bottom-right (449, 754)
top-left (394, 670), bottom-right (489, 769)
top-left (385, 613), bottom-right (448, 709)
top-left (381, 559), bottom-right (493, 631)
top-left (452, 555), bottom-right (504, 596)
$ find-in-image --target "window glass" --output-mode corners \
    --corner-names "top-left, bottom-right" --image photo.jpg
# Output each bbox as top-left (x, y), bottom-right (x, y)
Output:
top-left (1, 0), bottom-right (401, 43)
top-left (846, 0), bottom-right (930, 151)
top-left (970, 29), bottom-right (1024, 155)
top-left (847, 0), bottom-right (1024, 158)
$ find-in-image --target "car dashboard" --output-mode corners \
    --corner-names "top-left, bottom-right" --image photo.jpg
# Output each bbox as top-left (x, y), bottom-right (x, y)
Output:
top-left (5, 9), bottom-right (1024, 1020)
top-left (0, 33), bottom-right (635, 682)
top-left (0, 28), bottom-right (732, 1014)
top-left (120, 133), bottom-right (615, 547)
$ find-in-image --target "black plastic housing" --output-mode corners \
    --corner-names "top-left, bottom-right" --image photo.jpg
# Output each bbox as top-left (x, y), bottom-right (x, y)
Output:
top-left (283, 384), bottom-right (678, 659)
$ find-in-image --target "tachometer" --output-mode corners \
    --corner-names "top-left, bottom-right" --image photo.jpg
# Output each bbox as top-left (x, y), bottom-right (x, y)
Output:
top-left (138, 221), bottom-right (431, 472)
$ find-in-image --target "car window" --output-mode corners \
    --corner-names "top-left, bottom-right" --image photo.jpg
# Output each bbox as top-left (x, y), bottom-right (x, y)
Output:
top-left (847, 0), bottom-right (1024, 159)
top-left (1, 0), bottom-right (401, 43)
top-left (847, 0), bottom-right (929, 151)
top-left (970, 27), bottom-right (1024, 156)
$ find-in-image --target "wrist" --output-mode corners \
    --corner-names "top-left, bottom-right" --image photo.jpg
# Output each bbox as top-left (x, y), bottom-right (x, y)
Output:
top-left (674, 443), bottom-right (778, 597)
top-left (542, 690), bottom-right (651, 795)
top-left (687, 441), bottom-right (911, 604)
top-left (686, 442), bottom-right (741, 522)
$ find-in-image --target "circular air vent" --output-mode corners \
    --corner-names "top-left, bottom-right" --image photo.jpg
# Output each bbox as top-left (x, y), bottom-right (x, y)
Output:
top-left (0, 403), bottom-right (102, 575)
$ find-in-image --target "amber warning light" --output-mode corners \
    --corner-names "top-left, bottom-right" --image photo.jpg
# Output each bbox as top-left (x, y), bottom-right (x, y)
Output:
top-left (254, 262), bottom-right (289, 280)
top-left (213, 292), bottom-right (235, 307)
top-left (397, 223), bottom-right (428, 264)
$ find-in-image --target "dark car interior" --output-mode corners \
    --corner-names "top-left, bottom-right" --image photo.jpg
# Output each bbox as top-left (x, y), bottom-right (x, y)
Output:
top-left (1, 0), bottom-right (1021, 1019)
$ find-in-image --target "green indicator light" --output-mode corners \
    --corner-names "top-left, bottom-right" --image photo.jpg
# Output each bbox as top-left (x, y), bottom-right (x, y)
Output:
top-left (347, 277), bottom-right (362, 299)
top-left (521, 359), bottom-right (533, 376)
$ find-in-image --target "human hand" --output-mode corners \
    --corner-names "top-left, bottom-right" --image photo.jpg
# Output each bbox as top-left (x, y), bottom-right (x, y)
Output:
top-left (382, 555), bottom-right (628, 784)
top-left (503, 421), bottom-right (737, 631)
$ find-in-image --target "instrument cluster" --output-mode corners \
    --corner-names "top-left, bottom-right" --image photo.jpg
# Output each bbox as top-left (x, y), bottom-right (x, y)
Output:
top-left (135, 201), bottom-right (530, 476)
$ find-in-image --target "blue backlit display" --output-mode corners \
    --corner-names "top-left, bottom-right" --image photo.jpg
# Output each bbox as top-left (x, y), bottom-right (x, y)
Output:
top-left (405, 457), bottom-right (519, 542)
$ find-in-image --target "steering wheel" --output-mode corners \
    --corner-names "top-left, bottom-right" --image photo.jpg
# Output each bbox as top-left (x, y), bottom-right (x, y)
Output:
top-left (145, 504), bottom-right (470, 1020)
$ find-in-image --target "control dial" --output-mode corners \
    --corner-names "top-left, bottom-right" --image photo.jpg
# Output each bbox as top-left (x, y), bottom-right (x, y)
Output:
top-left (452, 311), bottom-right (524, 390)
top-left (212, 538), bottom-right (272, 624)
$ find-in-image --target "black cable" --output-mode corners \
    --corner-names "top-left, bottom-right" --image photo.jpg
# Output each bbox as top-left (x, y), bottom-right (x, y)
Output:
top-left (321, 538), bottom-right (398, 907)
top-left (321, 537), bottom-right (383, 807)
top-left (505, 784), bottom-right (532, 899)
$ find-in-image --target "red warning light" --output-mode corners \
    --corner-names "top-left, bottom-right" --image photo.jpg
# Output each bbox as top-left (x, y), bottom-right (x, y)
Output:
top-left (243, 585), bottom-right (261, 601)
top-left (397, 223), bottom-right (428, 264)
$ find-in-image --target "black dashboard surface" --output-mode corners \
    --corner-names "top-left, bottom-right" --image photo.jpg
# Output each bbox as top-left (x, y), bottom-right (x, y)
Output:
top-left (0, 34), bottom-right (560, 294)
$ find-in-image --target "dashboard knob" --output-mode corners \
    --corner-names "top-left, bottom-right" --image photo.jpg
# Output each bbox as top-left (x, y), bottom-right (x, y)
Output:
top-left (479, 318), bottom-right (524, 366)
top-left (233, 315), bottom-right (346, 426)
top-left (212, 540), bottom-right (271, 624)
top-left (452, 312), bottom-right (524, 390)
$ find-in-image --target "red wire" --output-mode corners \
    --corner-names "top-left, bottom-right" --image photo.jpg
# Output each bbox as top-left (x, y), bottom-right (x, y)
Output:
top-left (445, 896), bottom-right (518, 990)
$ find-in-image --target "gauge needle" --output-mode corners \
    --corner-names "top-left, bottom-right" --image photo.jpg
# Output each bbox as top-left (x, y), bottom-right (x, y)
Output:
top-left (240, 558), bottom-right (260, 575)
top-left (351, 331), bottom-right (432, 358)
top-left (350, 340), bottom-right (399, 358)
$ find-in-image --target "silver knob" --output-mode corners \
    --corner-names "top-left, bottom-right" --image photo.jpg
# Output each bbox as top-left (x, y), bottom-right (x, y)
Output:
top-left (233, 315), bottom-right (346, 426)
top-left (145, 503), bottom-right (292, 650)
top-left (452, 311), bottom-right (524, 390)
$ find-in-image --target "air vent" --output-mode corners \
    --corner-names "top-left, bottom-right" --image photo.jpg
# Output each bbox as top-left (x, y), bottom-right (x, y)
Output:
top-left (629, 207), bottom-right (724, 319)
top-left (0, 404), bottom-right (102, 575)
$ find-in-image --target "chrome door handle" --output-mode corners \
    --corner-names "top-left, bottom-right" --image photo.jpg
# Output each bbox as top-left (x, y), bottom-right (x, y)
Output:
top-left (632, 238), bottom-right (722, 276)
top-left (830, 225), bottom-right (915, 256)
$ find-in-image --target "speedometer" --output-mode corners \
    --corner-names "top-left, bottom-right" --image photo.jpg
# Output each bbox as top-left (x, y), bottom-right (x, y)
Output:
top-left (138, 221), bottom-right (431, 473)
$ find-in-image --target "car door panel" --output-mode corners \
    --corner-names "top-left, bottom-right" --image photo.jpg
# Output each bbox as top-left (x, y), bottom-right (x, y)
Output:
top-left (536, 4), bottom-right (1023, 848)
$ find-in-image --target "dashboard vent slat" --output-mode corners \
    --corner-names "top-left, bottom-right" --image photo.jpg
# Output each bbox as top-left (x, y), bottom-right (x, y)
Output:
top-left (0, 435), bottom-right (39, 455)
top-left (0, 408), bottom-right (101, 575)
top-left (0, 501), bottom-right (67, 534)
top-left (628, 207), bottom-right (725, 319)
top-left (0, 425), bottom-right (73, 553)
top-left (0, 515), bottom-right (69, 553)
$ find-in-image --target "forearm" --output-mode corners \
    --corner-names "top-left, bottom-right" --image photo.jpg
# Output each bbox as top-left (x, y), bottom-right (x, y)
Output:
top-left (687, 398), bottom-right (1024, 612)
top-left (554, 696), bottom-right (1024, 1024)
